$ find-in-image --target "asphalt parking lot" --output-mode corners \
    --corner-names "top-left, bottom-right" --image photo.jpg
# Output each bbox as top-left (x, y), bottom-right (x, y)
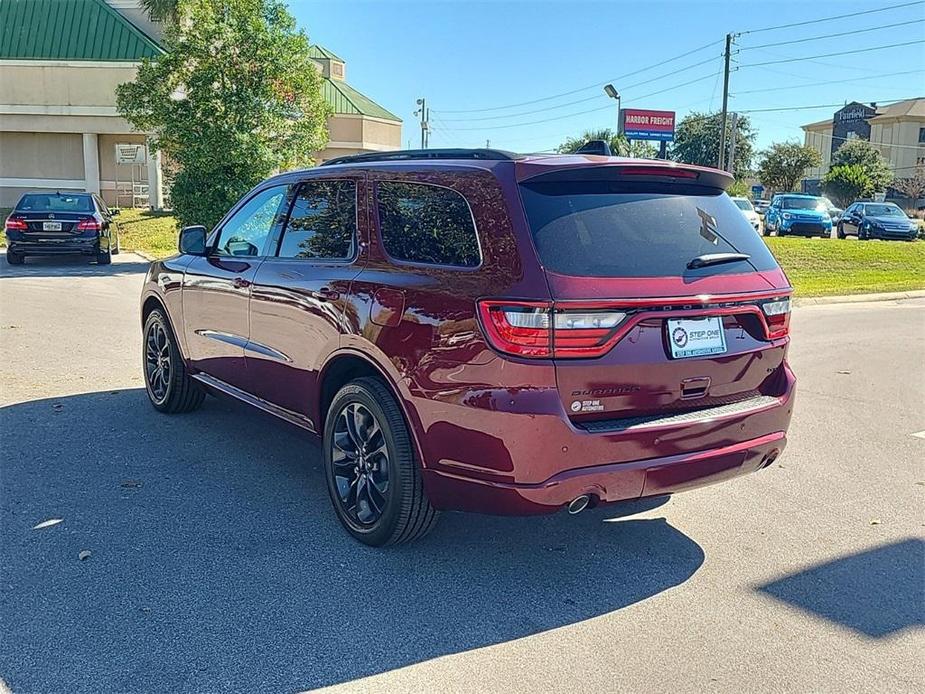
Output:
top-left (1, 253), bottom-right (923, 694)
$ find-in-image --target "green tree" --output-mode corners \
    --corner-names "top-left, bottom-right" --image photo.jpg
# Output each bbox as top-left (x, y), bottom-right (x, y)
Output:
top-left (822, 164), bottom-right (873, 208)
top-left (670, 112), bottom-right (755, 179)
top-left (557, 128), bottom-right (658, 158)
top-left (757, 141), bottom-right (822, 195)
top-left (831, 139), bottom-right (893, 192)
top-left (117, 0), bottom-right (330, 229)
top-left (727, 180), bottom-right (750, 198)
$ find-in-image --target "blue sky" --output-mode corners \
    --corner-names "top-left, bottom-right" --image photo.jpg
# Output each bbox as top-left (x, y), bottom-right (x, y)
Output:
top-left (289, 0), bottom-right (925, 154)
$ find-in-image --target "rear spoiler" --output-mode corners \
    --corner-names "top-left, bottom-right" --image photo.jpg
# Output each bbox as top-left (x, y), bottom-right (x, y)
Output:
top-left (519, 161), bottom-right (734, 191)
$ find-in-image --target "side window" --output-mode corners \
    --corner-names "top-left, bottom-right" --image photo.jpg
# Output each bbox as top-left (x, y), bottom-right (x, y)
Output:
top-left (94, 195), bottom-right (110, 215)
top-left (277, 180), bottom-right (357, 260)
top-left (376, 181), bottom-right (480, 267)
top-left (214, 185), bottom-right (288, 257)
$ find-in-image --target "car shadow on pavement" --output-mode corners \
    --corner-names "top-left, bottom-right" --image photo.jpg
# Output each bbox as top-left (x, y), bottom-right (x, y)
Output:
top-left (0, 389), bottom-right (703, 693)
top-left (0, 252), bottom-right (150, 279)
top-left (757, 539), bottom-right (925, 638)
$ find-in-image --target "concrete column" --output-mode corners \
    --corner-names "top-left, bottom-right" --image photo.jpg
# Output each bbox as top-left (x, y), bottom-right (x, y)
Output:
top-left (82, 133), bottom-right (100, 194)
top-left (147, 141), bottom-right (164, 210)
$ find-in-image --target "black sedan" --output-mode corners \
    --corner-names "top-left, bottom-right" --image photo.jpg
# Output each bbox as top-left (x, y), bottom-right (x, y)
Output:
top-left (4, 192), bottom-right (121, 265)
top-left (837, 202), bottom-right (918, 241)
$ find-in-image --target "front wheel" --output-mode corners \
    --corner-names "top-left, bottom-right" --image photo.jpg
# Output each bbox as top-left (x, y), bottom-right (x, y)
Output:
top-left (143, 309), bottom-right (205, 413)
top-left (324, 377), bottom-right (438, 546)
top-left (836, 223), bottom-right (846, 239)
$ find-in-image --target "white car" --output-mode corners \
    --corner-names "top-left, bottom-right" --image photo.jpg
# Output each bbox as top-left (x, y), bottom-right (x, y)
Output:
top-left (731, 197), bottom-right (762, 234)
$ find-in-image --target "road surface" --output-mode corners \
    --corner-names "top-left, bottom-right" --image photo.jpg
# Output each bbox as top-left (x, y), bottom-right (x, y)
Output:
top-left (1, 253), bottom-right (922, 693)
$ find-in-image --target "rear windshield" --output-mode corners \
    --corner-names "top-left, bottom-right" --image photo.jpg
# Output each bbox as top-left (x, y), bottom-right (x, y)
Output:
top-left (16, 194), bottom-right (93, 213)
top-left (519, 181), bottom-right (779, 278)
top-left (779, 197), bottom-right (825, 211)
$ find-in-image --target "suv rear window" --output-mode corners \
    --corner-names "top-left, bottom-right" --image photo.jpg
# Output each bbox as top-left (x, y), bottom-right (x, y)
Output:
top-left (376, 182), bottom-right (480, 267)
top-left (519, 181), bottom-right (778, 278)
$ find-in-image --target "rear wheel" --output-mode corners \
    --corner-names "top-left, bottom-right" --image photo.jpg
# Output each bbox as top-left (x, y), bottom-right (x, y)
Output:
top-left (96, 242), bottom-right (112, 265)
top-left (323, 377), bottom-right (438, 546)
top-left (6, 250), bottom-right (24, 265)
top-left (112, 232), bottom-right (121, 255)
top-left (143, 309), bottom-right (205, 413)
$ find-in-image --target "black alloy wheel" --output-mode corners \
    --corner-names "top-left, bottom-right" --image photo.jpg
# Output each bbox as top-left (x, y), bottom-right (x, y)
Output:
top-left (142, 309), bottom-right (205, 413)
top-left (323, 377), bottom-right (438, 546)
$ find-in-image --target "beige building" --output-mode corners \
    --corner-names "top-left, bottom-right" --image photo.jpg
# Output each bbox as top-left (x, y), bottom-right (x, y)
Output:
top-left (801, 98), bottom-right (925, 197)
top-left (0, 1), bottom-right (400, 208)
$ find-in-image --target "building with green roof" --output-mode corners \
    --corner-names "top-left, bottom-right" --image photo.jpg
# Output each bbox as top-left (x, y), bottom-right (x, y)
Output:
top-left (307, 45), bottom-right (402, 163)
top-left (0, 2), bottom-right (401, 207)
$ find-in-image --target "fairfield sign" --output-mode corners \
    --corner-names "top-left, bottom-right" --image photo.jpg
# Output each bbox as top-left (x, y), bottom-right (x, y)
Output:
top-left (620, 109), bottom-right (676, 141)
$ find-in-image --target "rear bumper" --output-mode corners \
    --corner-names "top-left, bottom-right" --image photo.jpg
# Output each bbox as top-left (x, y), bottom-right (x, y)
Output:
top-left (423, 431), bottom-right (786, 515)
top-left (6, 238), bottom-right (98, 255)
top-left (417, 364), bottom-right (796, 515)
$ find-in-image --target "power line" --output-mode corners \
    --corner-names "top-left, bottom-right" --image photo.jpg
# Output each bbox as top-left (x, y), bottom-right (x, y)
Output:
top-left (739, 39), bottom-right (925, 68)
top-left (739, 18), bottom-right (924, 51)
top-left (739, 97), bottom-right (920, 114)
top-left (740, 0), bottom-right (924, 35)
top-left (431, 39), bottom-right (722, 114)
top-left (733, 69), bottom-right (925, 96)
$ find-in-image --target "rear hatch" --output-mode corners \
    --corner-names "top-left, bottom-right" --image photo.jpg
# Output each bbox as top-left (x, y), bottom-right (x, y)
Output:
top-left (516, 163), bottom-right (792, 428)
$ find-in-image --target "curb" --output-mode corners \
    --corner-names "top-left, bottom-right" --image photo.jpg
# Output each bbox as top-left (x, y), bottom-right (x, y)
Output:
top-left (130, 249), bottom-right (156, 262)
top-left (794, 290), bottom-right (925, 307)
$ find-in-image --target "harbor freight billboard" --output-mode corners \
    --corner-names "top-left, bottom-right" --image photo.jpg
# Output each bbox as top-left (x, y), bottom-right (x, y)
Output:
top-left (620, 109), bottom-right (676, 141)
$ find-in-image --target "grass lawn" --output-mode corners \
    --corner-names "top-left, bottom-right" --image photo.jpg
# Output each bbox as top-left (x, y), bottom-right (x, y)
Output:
top-left (764, 236), bottom-right (925, 296)
top-left (114, 208), bottom-right (179, 258)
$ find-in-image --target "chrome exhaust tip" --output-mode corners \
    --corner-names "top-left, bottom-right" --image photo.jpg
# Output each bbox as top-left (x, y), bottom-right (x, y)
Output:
top-left (567, 494), bottom-right (591, 515)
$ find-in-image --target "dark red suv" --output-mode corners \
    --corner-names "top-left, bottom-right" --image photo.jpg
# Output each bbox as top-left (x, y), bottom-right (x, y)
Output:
top-left (140, 149), bottom-right (795, 546)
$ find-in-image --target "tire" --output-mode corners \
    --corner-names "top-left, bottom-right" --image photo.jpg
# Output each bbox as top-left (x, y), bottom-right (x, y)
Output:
top-left (6, 250), bottom-right (24, 265)
top-left (836, 223), bottom-right (846, 239)
top-left (143, 309), bottom-right (205, 414)
top-left (323, 377), bottom-right (438, 546)
top-left (858, 226), bottom-right (869, 241)
top-left (96, 242), bottom-right (112, 265)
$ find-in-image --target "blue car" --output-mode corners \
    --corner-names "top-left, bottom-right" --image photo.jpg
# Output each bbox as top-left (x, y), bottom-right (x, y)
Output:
top-left (836, 201), bottom-right (918, 241)
top-left (763, 194), bottom-right (833, 238)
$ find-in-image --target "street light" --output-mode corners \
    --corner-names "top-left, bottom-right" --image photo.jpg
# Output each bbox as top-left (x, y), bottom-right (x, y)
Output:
top-left (603, 84), bottom-right (621, 135)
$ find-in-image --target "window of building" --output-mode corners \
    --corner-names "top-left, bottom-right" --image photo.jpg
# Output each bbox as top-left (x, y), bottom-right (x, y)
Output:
top-left (214, 185), bottom-right (288, 257)
top-left (277, 180), bottom-right (357, 260)
top-left (919, 127), bottom-right (925, 143)
top-left (376, 182), bottom-right (481, 267)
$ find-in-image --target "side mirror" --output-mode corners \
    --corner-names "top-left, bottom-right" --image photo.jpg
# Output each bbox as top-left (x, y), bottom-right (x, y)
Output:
top-left (179, 225), bottom-right (208, 255)
top-left (110, 208), bottom-right (121, 216)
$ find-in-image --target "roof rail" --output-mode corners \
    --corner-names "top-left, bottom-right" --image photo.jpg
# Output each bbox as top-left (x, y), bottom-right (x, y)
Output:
top-left (319, 148), bottom-right (520, 167)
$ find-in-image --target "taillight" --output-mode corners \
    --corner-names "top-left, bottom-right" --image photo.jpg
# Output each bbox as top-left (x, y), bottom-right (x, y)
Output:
top-left (760, 297), bottom-right (791, 339)
top-left (477, 300), bottom-right (627, 359)
top-left (5, 216), bottom-right (27, 231)
top-left (76, 217), bottom-right (101, 232)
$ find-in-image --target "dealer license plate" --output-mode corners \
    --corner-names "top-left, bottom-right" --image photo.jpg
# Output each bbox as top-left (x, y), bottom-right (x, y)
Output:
top-left (667, 317), bottom-right (727, 359)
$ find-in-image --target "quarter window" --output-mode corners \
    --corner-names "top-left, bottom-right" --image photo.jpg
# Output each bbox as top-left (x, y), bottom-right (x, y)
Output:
top-left (214, 185), bottom-right (288, 257)
top-left (376, 182), bottom-right (480, 267)
top-left (278, 180), bottom-right (357, 260)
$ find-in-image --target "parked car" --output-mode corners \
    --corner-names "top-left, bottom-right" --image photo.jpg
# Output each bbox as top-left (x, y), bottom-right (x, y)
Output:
top-left (837, 201), bottom-right (919, 240)
top-left (4, 192), bottom-right (120, 265)
top-left (763, 194), bottom-right (832, 238)
top-left (140, 149), bottom-right (796, 546)
top-left (753, 199), bottom-right (771, 216)
top-left (821, 196), bottom-right (843, 223)
top-left (731, 196), bottom-right (762, 234)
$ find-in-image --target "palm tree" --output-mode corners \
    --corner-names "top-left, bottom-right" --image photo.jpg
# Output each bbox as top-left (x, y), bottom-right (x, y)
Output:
top-left (141, 0), bottom-right (180, 23)
top-left (556, 128), bottom-right (657, 158)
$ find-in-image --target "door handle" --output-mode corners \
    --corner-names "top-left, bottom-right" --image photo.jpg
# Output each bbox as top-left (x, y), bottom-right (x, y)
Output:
top-left (232, 277), bottom-right (252, 289)
top-left (315, 286), bottom-right (340, 301)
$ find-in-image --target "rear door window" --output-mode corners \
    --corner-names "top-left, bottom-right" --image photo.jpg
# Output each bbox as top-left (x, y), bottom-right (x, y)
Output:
top-left (278, 180), bottom-right (357, 260)
top-left (519, 181), bottom-right (778, 278)
top-left (376, 181), bottom-right (480, 267)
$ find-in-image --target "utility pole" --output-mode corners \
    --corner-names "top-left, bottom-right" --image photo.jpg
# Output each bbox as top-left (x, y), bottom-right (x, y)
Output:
top-left (727, 112), bottom-right (739, 175)
top-left (718, 33), bottom-right (733, 171)
top-left (414, 98), bottom-right (428, 149)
